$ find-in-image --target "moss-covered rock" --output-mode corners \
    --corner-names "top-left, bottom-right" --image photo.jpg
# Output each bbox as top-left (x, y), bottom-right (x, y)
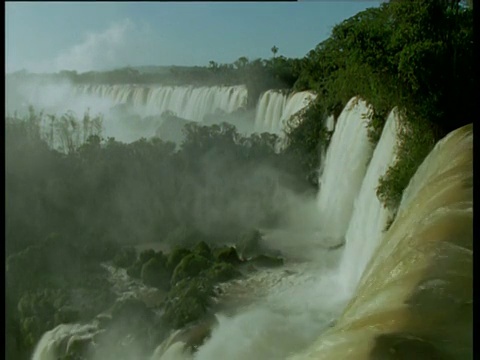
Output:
top-left (163, 277), bottom-right (213, 329)
top-left (201, 262), bottom-right (240, 283)
top-left (214, 246), bottom-right (242, 265)
top-left (141, 257), bottom-right (170, 289)
top-left (193, 241), bottom-right (213, 260)
top-left (171, 254), bottom-right (212, 286)
top-left (166, 247), bottom-right (192, 272)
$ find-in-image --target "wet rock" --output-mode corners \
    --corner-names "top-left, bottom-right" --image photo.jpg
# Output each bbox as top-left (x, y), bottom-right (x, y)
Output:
top-left (214, 246), bottom-right (242, 265)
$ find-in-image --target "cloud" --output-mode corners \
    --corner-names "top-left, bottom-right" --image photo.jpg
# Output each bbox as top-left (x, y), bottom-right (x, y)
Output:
top-left (16, 19), bottom-right (152, 74)
top-left (52, 19), bottom-right (135, 72)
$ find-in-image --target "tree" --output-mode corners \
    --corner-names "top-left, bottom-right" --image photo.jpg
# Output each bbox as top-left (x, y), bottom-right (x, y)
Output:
top-left (208, 60), bottom-right (219, 72)
top-left (271, 45), bottom-right (279, 58)
top-left (234, 56), bottom-right (249, 70)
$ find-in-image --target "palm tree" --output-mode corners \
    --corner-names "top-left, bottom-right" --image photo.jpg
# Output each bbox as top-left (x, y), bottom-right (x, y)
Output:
top-left (271, 45), bottom-right (279, 58)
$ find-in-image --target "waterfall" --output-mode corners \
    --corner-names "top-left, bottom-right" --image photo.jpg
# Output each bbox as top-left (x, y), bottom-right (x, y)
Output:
top-left (254, 90), bottom-right (316, 134)
top-left (31, 323), bottom-right (100, 360)
top-left (27, 80), bottom-right (472, 360)
top-left (324, 115), bottom-right (335, 132)
top-left (289, 123), bottom-right (473, 360)
top-left (317, 115), bottom-right (336, 182)
top-left (337, 109), bottom-right (400, 295)
top-left (75, 84), bottom-right (248, 122)
top-left (316, 97), bottom-right (374, 244)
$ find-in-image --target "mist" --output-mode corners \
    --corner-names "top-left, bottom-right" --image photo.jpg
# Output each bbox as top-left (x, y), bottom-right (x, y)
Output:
top-left (6, 70), bottom-right (330, 360)
top-left (6, 1), bottom-right (474, 360)
top-left (5, 6), bottom-right (335, 360)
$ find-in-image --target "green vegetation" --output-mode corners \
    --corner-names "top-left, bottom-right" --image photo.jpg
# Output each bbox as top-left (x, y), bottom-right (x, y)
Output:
top-left (108, 237), bottom-right (272, 330)
top-left (160, 241), bottom-right (243, 329)
top-left (6, 109), bottom-right (299, 359)
top-left (171, 254), bottom-right (212, 286)
top-left (6, 234), bottom-right (118, 358)
top-left (286, 0), bottom-right (473, 210)
top-left (5, 1), bottom-right (473, 358)
top-left (213, 246), bottom-right (242, 265)
top-left (6, 111), bottom-right (309, 257)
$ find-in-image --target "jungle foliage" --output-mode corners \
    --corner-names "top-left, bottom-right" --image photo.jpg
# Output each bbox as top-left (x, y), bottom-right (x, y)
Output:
top-left (287, 0), bottom-right (473, 209)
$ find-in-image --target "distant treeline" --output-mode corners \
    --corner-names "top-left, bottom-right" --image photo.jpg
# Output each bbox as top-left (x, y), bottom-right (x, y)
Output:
top-left (7, 56), bottom-right (302, 108)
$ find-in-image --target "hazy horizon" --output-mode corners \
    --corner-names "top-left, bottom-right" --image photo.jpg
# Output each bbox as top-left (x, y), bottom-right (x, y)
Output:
top-left (6, 1), bottom-right (382, 74)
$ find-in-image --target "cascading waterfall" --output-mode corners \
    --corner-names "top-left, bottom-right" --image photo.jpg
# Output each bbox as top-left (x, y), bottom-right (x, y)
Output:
top-left (337, 109), bottom-right (399, 296)
top-left (31, 323), bottom-right (100, 360)
top-left (74, 84), bottom-right (248, 122)
top-left (316, 97), bottom-right (374, 244)
top-left (8, 82), bottom-right (117, 117)
top-left (289, 123), bottom-right (473, 360)
top-left (317, 115), bottom-right (335, 183)
top-left (254, 90), bottom-right (316, 134)
top-left (29, 85), bottom-right (472, 360)
top-left (324, 115), bottom-right (335, 133)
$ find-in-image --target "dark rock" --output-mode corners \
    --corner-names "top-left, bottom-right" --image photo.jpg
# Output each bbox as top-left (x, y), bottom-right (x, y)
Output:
top-left (214, 247), bottom-right (242, 265)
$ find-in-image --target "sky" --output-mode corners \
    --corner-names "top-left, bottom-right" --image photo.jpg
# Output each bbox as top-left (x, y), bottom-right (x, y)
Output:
top-left (5, 1), bottom-right (382, 74)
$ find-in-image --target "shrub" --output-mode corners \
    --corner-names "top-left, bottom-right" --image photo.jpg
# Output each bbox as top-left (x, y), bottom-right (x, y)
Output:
top-left (376, 116), bottom-right (436, 211)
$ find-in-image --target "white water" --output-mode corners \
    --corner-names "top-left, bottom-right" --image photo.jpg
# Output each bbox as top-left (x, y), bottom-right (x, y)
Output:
top-left (8, 81), bottom-right (117, 117)
top-left (337, 109), bottom-right (399, 296)
top-left (31, 95), bottom-right (381, 360)
top-left (32, 323), bottom-right (100, 360)
top-left (192, 255), bottom-right (346, 360)
top-left (317, 115), bottom-right (336, 183)
top-left (254, 90), bottom-right (316, 134)
top-left (75, 84), bottom-right (248, 122)
top-left (288, 124), bottom-right (473, 360)
top-left (316, 97), bottom-right (374, 244)
top-left (325, 115), bottom-right (335, 132)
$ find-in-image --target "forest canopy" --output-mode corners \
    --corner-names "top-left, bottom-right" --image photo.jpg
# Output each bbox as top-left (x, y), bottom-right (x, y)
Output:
top-left (286, 0), bottom-right (473, 210)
